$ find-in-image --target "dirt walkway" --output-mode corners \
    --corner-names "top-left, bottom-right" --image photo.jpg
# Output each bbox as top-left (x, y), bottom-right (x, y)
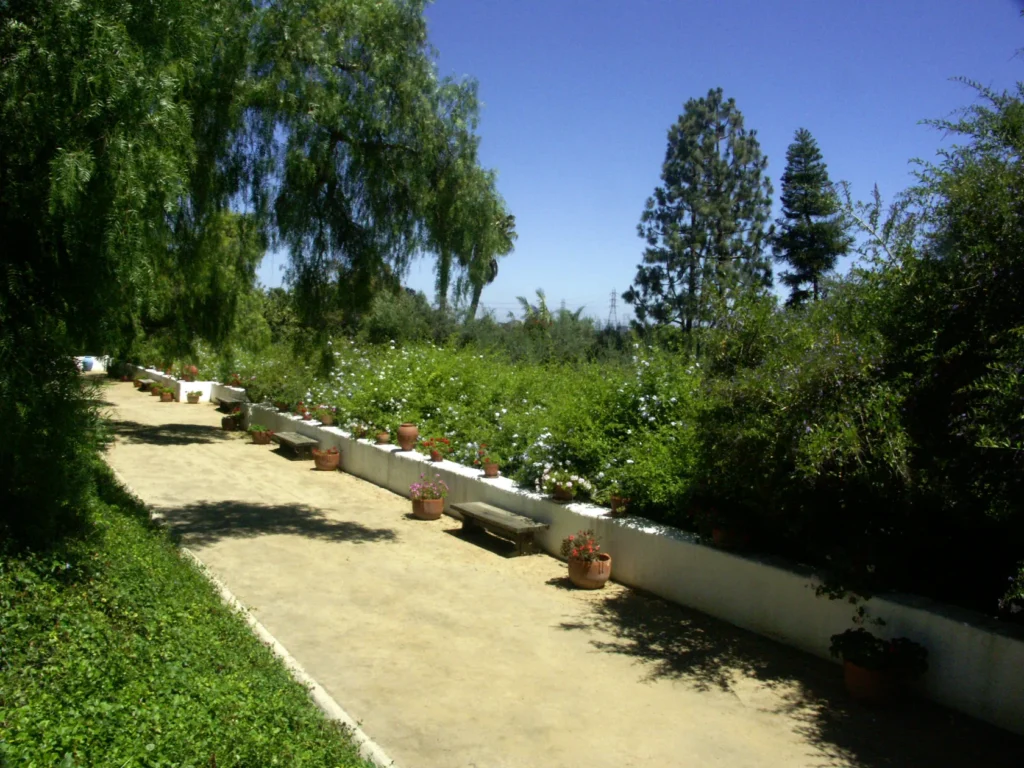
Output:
top-left (100, 381), bottom-right (1022, 768)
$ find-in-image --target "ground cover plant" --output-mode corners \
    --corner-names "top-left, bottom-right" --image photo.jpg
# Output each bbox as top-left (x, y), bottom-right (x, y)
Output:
top-left (0, 464), bottom-right (373, 768)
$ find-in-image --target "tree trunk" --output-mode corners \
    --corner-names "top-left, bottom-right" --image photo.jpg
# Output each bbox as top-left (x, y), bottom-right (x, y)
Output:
top-left (467, 281), bottom-right (483, 320)
top-left (437, 248), bottom-right (451, 311)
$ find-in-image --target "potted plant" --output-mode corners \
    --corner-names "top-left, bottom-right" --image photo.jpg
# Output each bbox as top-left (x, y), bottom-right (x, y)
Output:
top-left (186, 390), bottom-right (202, 404)
top-left (221, 406), bottom-right (242, 431)
top-left (409, 473), bottom-right (448, 520)
top-left (350, 421), bottom-right (370, 439)
top-left (609, 491), bottom-right (630, 516)
top-left (694, 505), bottom-right (752, 550)
top-left (596, 479), bottom-right (630, 516)
top-left (228, 372), bottom-right (243, 387)
top-left (132, 377), bottom-right (142, 389)
top-left (561, 529), bottom-right (612, 589)
top-left (312, 445), bottom-right (341, 471)
top-left (474, 444), bottom-right (501, 478)
top-left (180, 364), bottom-right (198, 382)
top-left (160, 389), bottom-right (174, 402)
top-left (418, 437), bottom-right (452, 462)
top-left (397, 422), bottom-right (419, 451)
top-left (314, 405), bottom-right (336, 426)
top-left (375, 427), bottom-right (391, 445)
top-left (248, 423), bottom-right (274, 445)
top-left (829, 628), bottom-right (928, 701)
top-left (150, 384), bottom-right (163, 397)
top-left (537, 466), bottom-right (593, 501)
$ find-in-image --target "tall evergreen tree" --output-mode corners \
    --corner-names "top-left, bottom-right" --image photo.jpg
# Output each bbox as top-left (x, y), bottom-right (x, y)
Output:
top-left (773, 128), bottom-right (851, 305)
top-left (623, 88), bottom-right (773, 339)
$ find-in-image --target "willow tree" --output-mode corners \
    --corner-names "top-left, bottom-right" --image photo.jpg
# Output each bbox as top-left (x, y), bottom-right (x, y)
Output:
top-left (0, 0), bottom-right (507, 541)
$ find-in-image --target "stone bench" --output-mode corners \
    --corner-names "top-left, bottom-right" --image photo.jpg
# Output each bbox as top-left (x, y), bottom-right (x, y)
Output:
top-left (450, 501), bottom-right (549, 556)
top-left (273, 431), bottom-right (318, 459)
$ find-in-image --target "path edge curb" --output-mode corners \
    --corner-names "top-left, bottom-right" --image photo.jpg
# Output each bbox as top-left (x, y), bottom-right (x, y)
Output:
top-left (108, 465), bottom-right (400, 768)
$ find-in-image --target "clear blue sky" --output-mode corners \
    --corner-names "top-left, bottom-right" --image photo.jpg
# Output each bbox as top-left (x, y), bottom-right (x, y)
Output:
top-left (258, 0), bottom-right (1024, 321)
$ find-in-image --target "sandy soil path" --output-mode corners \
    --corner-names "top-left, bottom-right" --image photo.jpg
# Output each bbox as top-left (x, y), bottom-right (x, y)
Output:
top-left (100, 380), bottom-right (1022, 768)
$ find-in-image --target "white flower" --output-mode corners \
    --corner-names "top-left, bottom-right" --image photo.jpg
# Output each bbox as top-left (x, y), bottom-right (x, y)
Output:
top-left (626, 459), bottom-right (634, 465)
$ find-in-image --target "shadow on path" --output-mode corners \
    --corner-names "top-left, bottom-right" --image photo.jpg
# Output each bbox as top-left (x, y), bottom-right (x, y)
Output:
top-left (558, 588), bottom-right (1024, 768)
top-left (156, 500), bottom-right (398, 548)
top-left (111, 419), bottom-right (233, 446)
top-left (444, 527), bottom-right (518, 558)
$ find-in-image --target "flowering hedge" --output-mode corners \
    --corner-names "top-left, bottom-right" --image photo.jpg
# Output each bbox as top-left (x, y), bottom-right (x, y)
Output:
top-left (230, 338), bottom-right (701, 516)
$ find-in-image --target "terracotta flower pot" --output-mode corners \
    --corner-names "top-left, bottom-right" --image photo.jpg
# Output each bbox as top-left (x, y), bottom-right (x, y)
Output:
top-left (375, 432), bottom-right (390, 445)
top-left (843, 661), bottom-right (893, 702)
top-left (221, 416), bottom-right (239, 431)
top-left (482, 462), bottom-right (499, 478)
top-left (312, 449), bottom-right (340, 471)
top-left (250, 430), bottom-right (272, 445)
top-left (132, 379), bottom-right (141, 388)
top-left (429, 449), bottom-right (443, 462)
top-left (411, 498), bottom-right (444, 520)
top-left (610, 495), bottom-right (629, 516)
top-left (150, 387), bottom-right (161, 397)
top-left (160, 391), bottom-right (173, 402)
top-left (274, 401), bottom-right (288, 411)
top-left (568, 553), bottom-right (612, 589)
top-left (397, 422), bottom-right (419, 451)
top-left (712, 527), bottom-right (750, 550)
top-left (319, 412), bottom-right (334, 426)
top-left (552, 485), bottom-right (574, 502)
top-left (187, 394), bottom-right (200, 404)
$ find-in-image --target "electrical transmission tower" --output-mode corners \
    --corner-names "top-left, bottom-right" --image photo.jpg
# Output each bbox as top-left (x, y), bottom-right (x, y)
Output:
top-left (607, 290), bottom-right (618, 328)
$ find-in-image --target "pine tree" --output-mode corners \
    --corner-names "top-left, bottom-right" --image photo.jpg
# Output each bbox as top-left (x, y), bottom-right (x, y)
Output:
top-left (623, 88), bottom-right (773, 339)
top-left (773, 128), bottom-right (851, 305)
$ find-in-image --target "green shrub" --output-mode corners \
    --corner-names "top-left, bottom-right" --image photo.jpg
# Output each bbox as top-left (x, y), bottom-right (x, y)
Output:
top-left (0, 465), bottom-right (371, 767)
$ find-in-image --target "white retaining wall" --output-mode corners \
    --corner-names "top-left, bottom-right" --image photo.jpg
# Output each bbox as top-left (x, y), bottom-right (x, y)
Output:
top-left (115, 374), bottom-right (1024, 735)
top-left (130, 366), bottom-right (216, 403)
top-left (238, 402), bottom-right (1024, 736)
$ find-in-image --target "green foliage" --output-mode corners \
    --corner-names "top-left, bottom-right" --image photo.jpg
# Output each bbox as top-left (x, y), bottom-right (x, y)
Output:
top-left (0, 465), bottom-right (371, 767)
top-left (359, 290), bottom-right (436, 346)
top-left (624, 87), bottom-right (774, 342)
top-left (773, 128), bottom-right (852, 305)
top-left (0, 0), bottom-right (510, 543)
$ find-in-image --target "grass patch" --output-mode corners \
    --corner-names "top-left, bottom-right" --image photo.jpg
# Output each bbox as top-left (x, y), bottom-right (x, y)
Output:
top-left (0, 465), bottom-right (373, 767)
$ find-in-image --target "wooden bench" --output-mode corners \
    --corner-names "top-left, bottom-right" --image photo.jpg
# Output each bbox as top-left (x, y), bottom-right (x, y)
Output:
top-left (273, 431), bottom-right (318, 458)
top-left (450, 501), bottom-right (549, 556)
top-left (216, 392), bottom-right (245, 413)
top-left (138, 378), bottom-right (156, 391)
